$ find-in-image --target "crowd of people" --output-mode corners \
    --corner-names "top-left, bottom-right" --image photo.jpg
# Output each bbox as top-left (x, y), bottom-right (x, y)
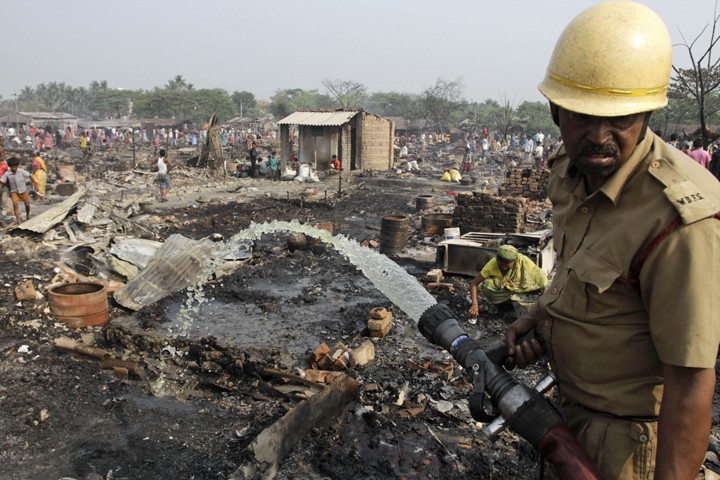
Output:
top-left (0, 123), bottom-right (280, 155)
top-left (0, 121), bottom-right (289, 221)
top-left (395, 129), bottom-right (553, 174)
top-left (396, 124), bottom-right (720, 184)
top-left (657, 131), bottom-right (720, 181)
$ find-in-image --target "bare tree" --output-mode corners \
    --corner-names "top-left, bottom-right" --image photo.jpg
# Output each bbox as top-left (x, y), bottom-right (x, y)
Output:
top-left (421, 77), bottom-right (464, 132)
top-left (672, 2), bottom-right (720, 144)
top-left (492, 93), bottom-right (520, 139)
top-left (321, 79), bottom-right (367, 109)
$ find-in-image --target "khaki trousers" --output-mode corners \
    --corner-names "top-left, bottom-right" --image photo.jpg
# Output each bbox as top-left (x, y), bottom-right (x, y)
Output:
top-left (547, 402), bottom-right (657, 480)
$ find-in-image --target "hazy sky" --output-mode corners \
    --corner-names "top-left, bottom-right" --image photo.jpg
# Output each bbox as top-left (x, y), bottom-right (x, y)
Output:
top-left (3, 1), bottom-right (718, 104)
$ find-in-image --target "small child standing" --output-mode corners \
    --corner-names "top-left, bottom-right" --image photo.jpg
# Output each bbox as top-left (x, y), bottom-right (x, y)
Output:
top-left (156, 149), bottom-right (172, 202)
top-left (268, 152), bottom-right (280, 181)
top-left (0, 157), bottom-right (37, 225)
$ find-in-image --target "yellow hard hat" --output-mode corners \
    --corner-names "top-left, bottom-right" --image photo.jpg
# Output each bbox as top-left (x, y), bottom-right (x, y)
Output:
top-left (538, 1), bottom-right (672, 117)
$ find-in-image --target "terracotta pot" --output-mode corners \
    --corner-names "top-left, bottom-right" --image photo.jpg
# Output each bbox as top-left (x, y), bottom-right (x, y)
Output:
top-left (48, 282), bottom-right (109, 328)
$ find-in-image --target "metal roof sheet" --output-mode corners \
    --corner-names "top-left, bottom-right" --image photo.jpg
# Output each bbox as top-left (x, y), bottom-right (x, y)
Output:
top-left (276, 110), bottom-right (359, 126)
top-left (19, 112), bottom-right (77, 120)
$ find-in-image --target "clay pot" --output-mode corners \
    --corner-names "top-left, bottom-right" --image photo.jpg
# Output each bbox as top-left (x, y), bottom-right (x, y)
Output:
top-left (48, 282), bottom-right (109, 328)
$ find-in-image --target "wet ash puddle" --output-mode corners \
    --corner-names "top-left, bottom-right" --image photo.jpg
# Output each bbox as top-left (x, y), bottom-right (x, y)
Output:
top-left (161, 272), bottom-right (384, 356)
top-left (131, 235), bottom-right (432, 361)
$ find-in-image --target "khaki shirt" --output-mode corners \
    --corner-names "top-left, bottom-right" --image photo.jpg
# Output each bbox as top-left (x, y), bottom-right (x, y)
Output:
top-left (538, 131), bottom-right (720, 417)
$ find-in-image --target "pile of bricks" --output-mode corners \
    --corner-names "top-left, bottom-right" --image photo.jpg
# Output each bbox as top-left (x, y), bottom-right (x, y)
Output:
top-left (497, 168), bottom-right (550, 200)
top-left (368, 307), bottom-right (393, 337)
top-left (453, 191), bottom-right (528, 233)
top-left (309, 342), bottom-right (351, 371)
top-left (305, 339), bottom-right (376, 384)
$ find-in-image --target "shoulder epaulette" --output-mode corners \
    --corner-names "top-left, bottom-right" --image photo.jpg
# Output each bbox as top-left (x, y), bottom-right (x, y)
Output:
top-left (647, 155), bottom-right (720, 225)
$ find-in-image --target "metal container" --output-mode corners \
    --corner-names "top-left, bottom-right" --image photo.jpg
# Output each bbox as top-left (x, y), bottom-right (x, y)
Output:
top-left (415, 195), bottom-right (434, 212)
top-left (444, 227), bottom-right (461, 240)
top-left (380, 215), bottom-right (409, 255)
top-left (48, 282), bottom-right (109, 328)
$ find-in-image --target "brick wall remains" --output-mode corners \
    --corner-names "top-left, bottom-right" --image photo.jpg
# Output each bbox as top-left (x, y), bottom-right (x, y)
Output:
top-left (358, 113), bottom-right (393, 170)
top-left (453, 191), bottom-right (528, 233)
top-left (340, 124), bottom-right (351, 174)
top-left (497, 168), bottom-right (550, 200)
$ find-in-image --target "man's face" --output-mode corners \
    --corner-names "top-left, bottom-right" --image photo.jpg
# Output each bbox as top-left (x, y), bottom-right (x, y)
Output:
top-left (9, 165), bottom-right (18, 173)
top-left (552, 105), bottom-right (647, 181)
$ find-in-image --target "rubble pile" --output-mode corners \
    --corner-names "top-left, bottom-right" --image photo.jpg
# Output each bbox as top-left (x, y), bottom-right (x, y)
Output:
top-left (453, 191), bottom-right (528, 233)
top-left (497, 167), bottom-right (550, 200)
top-left (0, 139), bottom-right (566, 480)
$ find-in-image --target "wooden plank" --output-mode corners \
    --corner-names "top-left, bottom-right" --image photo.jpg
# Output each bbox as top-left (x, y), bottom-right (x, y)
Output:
top-left (63, 221), bottom-right (77, 243)
top-left (232, 375), bottom-right (359, 480)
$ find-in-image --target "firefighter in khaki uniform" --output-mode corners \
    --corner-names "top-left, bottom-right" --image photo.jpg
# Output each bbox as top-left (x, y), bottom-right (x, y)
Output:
top-left (505, 2), bottom-right (720, 479)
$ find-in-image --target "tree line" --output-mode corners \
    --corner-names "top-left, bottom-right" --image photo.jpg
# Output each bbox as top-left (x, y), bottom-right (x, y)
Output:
top-left (0, 65), bottom-right (716, 141)
top-left (0, 75), bottom-right (561, 137)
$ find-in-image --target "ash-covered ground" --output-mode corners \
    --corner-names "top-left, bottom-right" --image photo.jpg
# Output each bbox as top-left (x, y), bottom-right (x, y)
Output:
top-left (0, 145), bottom-right (717, 480)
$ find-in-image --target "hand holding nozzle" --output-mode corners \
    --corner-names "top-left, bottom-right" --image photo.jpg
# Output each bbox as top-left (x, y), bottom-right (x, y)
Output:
top-left (419, 304), bottom-right (605, 480)
top-left (504, 307), bottom-right (547, 369)
top-left (418, 303), bottom-right (560, 445)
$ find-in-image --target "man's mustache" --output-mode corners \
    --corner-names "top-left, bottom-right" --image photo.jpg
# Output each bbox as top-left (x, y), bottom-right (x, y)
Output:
top-left (579, 144), bottom-right (619, 157)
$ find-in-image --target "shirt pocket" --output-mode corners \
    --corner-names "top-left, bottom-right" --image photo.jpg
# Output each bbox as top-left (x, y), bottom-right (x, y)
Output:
top-left (563, 247), bottom-right (619, 322)
top-left (566, 247), bottom-right (645, 324)
top-left (567, 247), bottom-right (621, 294)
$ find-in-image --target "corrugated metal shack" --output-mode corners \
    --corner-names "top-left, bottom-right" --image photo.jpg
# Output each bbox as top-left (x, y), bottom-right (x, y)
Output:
top-left (0, 111), bottom-right (78, 133)
top-left (276, 110), bottom-right (394, 172)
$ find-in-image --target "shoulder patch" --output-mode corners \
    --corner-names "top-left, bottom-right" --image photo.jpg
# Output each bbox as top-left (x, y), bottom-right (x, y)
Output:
top-left (648, 157), bottom-right (720, 224)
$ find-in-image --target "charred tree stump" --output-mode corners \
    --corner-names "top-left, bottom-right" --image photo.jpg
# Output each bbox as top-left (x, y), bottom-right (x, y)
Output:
top-left (198, 113), bottom-right (224, 177)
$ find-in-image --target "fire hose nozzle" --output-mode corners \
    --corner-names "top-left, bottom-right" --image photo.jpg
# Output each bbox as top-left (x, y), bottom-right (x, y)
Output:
top-left (418, 304), bottom-right (563, 447)
top-left (483, 371), bottom-right (558, 440)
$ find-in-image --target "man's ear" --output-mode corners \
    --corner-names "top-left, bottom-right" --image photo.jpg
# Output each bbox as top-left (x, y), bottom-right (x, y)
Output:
top-left (550, 103), bottom-right (559, 127)
top-left (637, 112), bottom-right (652, 144)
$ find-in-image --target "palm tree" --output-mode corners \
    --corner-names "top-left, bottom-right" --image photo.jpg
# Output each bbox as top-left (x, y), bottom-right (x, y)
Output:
top-left (166, 75), bottom-right (190, 91)
top-left (19, 86), bottom-right (36, 103)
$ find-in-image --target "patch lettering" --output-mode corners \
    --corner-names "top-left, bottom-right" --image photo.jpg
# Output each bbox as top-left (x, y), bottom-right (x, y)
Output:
top-left (675, 193), bottom-right (705, 206)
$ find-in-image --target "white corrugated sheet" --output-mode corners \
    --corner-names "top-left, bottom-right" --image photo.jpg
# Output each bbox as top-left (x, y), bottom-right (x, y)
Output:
top-left (276, 111), bottom-right (359, 126)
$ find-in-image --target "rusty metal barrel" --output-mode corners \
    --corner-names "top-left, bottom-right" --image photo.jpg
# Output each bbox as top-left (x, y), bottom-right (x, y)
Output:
top-left (415, 195), bottom-right (434, 212)
top-left (380, 215), bottom-right (409, 255)
top-left (48, 282), bottom-right (109, 328)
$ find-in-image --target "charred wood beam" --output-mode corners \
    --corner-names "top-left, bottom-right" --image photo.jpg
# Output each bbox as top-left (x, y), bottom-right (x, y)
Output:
top-left (231, 375), bottom-right (359, 480)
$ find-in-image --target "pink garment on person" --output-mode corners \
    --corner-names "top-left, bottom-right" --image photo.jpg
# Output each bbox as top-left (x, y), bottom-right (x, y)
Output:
top-left (688, 148), bottom-right (711, 168)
